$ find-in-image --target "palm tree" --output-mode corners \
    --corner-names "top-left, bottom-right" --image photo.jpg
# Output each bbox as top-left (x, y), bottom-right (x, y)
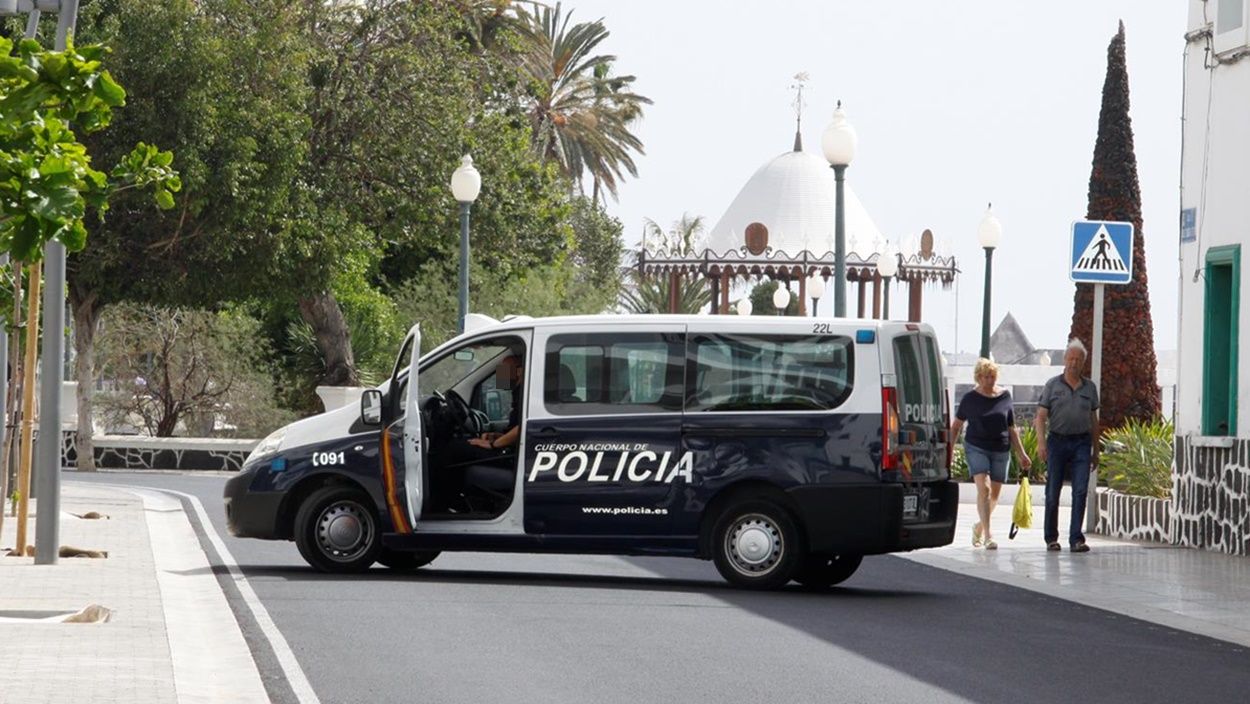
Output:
top-left (516, 2), bottom-right (652, 201)
top-left (619, 214), bottom-right (710, 314)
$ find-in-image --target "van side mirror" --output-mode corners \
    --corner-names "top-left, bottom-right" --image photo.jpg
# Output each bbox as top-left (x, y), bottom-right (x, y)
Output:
top-left (361, 389), bottom-right (383, 426)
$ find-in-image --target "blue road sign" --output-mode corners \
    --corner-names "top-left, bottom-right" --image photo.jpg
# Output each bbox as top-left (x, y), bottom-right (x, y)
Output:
top-left (1070, 220), bottom-right (1134, 284)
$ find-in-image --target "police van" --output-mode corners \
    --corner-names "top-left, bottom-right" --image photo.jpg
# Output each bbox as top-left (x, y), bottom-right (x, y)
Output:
top-left (224, 314), bottom-right (956, 590)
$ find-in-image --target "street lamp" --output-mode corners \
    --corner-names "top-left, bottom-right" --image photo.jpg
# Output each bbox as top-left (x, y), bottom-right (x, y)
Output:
top-left (821, 101), bottom-right (857, 318)
top-left (807, 275), bottom-right (826, 317)
top-left (450, 154), bottom-right (481, 334)
top-left (977, 203), bottom-right (1002, 359)
top-left (877, 243), bottom-right (899, 319)
top-left (772, 285), bottom-right (791, 316)
top-left (737, 298), bottom-right (753, 316)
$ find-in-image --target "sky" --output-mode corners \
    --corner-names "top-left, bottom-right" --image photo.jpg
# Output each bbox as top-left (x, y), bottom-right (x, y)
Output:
top-left (563, 0), bottom-right (1188, 357)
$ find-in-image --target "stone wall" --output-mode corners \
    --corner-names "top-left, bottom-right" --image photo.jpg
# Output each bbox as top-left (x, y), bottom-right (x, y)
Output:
top-left (1173, 435), bottom-right (1250, 556)
top-left (1096, 490), bottom-right (1172, 543)
top-left (62, 432), bottom-right (257, 472)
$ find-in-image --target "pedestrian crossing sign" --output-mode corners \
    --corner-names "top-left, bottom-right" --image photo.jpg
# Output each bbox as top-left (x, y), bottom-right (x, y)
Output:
top-left (1070, 220), bottom-right (1134, 284)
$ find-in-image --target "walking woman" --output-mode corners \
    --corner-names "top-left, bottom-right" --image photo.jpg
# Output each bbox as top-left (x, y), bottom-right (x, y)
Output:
top-left (951, 359), bottom-right (1031, 549)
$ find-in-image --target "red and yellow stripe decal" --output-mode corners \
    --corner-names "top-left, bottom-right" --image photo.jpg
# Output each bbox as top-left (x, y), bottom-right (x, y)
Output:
top-left (379, 426), bottom-right (412, 534)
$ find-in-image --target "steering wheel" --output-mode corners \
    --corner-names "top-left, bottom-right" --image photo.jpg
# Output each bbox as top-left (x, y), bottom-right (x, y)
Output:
top-left (443, 390), bottom-right (476, 434)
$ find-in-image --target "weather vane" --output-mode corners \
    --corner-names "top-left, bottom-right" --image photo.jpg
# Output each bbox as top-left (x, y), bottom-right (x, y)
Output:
top-left (789, 72), bottom-right (810, 151)
top-left (790, 72), bottom-right (810, 135)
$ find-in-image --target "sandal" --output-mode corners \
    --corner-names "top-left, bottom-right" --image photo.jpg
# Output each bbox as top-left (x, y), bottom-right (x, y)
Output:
top-left (985, 540), bottom-right (998, 550)
top-left (972, 522), bottom-right (983, 548)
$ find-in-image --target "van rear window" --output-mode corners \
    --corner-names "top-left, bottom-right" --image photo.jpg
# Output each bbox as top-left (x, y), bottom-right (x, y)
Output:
top-left (893, 334), bottom-right (944, 424)
top-left (687, 335), bottom-right (854, 412)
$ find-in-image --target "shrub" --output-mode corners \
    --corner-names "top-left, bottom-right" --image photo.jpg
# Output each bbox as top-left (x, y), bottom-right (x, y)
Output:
top-left (1099, 418), bottom-right (1174, 498)
top-left (1017, 424), bottom-right (1047, 483)
top-left (950, 444), bottom-right (969, 481)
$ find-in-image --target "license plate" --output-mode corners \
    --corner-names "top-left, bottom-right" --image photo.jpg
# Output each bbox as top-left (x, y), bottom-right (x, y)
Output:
top-left (903, 488), bottom-right (930, 519)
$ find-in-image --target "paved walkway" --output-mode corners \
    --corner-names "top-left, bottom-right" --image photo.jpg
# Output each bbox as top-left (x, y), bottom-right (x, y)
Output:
top-left (0, 483), bottom-right (267, 704)
top-left (899, 484), bottom-right (1250, 650)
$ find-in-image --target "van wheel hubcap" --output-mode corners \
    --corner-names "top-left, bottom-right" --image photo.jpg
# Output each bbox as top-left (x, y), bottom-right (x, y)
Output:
top-left (316, 501), bottom-right (373, 562)
top-left (726, 514), bottom-right (783, 576)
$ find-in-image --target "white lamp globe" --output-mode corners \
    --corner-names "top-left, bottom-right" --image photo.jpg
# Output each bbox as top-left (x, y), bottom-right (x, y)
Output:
top-left (877, 246), bottom-right (899, 278)
top-left (450, 154), bottom-right (482, 203)
top-left (773, 286), bottom-right (791, 311)
top-left (820, 102), bottom-right (858, 166)
top-left (978, 203), bottom-right (1003, 249)
top-left (807, 275), bottom-right (826, 300)
top-left (737, 299), bottom-right (753, 316)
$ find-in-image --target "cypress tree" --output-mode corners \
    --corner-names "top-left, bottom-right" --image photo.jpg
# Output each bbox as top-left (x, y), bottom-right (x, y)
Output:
top-left (1068, 21), bottom-right (1161, 428)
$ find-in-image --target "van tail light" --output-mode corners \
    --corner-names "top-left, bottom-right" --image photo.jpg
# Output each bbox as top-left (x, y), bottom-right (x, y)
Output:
top-left (944, 389), bottom-right (954, 470)
top-left (882, 387), bottom-right (900, 471)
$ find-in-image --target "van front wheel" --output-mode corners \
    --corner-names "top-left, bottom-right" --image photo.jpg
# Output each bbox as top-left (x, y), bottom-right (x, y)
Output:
top-left (711, 500), bottom-right (802, 590)
top-left (794, 554), bottom-right (863, 589)
top-left (295, 486), bottom-right (381, 573)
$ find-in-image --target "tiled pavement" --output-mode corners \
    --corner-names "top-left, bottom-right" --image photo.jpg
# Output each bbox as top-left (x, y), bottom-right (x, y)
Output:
top-left (899, 484), bottom-right (1250, 650)
top-left (0, 483), bottom-right (266, 704)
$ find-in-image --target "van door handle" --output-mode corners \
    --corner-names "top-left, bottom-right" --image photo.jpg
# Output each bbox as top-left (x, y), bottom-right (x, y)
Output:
top-left (531, 427), bottom-right (560, 438)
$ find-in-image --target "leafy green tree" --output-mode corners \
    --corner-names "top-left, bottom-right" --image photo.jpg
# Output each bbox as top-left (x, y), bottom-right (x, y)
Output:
top-left (516, 2), bottom-right (651, 201)
top-left (295, 1), bottom-right (573, 387)
top-left (69, 0), bottom-right (305, 465)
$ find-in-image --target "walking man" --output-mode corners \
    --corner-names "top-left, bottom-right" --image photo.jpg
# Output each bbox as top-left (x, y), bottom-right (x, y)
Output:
top-left (1034, 338), bottom-right (1101, 553)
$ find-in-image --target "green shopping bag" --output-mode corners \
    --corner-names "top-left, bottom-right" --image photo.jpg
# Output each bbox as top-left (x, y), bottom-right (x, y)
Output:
top-left (1009, 477), bottom-right (1033, 539)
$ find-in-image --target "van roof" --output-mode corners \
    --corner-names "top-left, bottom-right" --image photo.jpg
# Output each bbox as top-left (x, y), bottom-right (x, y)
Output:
top-left (458, 313), bottom-right (934, 337)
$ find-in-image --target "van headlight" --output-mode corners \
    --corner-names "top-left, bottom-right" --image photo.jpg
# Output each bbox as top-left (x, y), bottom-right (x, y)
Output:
top-left (246, 427), bottom-right (287, 465)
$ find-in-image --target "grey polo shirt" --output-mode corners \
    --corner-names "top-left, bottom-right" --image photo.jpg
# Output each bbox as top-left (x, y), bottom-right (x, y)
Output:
top-left (1039, 375), bottom-right (1099, 435)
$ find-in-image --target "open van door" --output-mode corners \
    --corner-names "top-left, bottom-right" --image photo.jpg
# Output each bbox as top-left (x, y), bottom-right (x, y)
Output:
top-left (400, 325), bottom-right (423, 527)
top-left (383, 324), bottom-right (424, 531)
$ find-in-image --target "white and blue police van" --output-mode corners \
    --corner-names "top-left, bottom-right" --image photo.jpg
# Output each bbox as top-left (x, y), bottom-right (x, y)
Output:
top-left (224, 314), bottom-right (956, 590)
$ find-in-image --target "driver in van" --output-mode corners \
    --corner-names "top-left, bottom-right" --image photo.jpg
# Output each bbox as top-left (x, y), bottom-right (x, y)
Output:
top-left (436, 353), bottom-right (523, 509)
top-left (466, 354), bottom-right (522, 452)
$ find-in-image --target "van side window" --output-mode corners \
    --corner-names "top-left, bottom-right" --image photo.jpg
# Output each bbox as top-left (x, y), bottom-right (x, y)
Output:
top-left (687, 335), bottom-right (854, 411)
top-left (544, 333), bottom-right (684, 415)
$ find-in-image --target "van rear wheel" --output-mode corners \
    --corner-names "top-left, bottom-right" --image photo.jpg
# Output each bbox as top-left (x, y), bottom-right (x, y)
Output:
top-left (295, 486), bottom-right (381, 573)
top-left (794, 554), bottom-right (863, 589)
top-left (711, 500), bottom-right (802, 590)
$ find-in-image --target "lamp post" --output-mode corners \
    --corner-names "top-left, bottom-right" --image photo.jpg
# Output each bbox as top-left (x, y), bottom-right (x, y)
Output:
top-left (977, 203), bottom-right (1002, 359)
top-left (821, 101), bottom-right (857, 318)
top-left (772, 286), bottom-right (791, 316)
top-left (807, 275), bottom-right (826, 317)
top-left (877, 244), bottom-right (899, 319)
top-left (737, 299), bottom-right (753, 316)
top-left (450, 154), bottom-right (481, 334)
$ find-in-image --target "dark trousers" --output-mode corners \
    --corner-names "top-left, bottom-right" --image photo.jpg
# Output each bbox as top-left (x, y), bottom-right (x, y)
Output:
top-left (1044, 433), bottom-right (1092, 546)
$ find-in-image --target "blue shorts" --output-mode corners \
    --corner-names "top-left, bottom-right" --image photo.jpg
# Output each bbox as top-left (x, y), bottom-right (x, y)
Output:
top-left (965, 443), bottom-right (1010, 483)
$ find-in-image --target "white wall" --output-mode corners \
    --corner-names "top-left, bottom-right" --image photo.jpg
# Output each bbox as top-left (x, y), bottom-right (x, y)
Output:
top-left (1178, 0), bottom-right (1250, 437)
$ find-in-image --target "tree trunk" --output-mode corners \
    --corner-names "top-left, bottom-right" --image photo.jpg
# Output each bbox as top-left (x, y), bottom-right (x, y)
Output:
top-left (69, 286), bottom-right (102, 471)
top-left (298, 290), bottom-right (359, 386)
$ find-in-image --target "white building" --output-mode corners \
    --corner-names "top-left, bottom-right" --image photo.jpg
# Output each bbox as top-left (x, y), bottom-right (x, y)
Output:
top-left (1176, 0), bottom-right (1250, 556)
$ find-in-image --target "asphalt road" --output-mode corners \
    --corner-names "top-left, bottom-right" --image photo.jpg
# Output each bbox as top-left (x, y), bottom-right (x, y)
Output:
top-left (70, 471), bottom-right (1250, 704)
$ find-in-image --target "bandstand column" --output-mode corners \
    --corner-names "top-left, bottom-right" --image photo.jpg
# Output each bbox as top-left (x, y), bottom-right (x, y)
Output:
top-left (721, 269), bottom-right (731, 313)
top-left (908, 278), bottom-right (922, 322)
top-left (798, 273), bottom-right (807, 316)
top-left (872, 275), bottom-right (881, 319)
top-left (856, 279), bottom-right (867, 318)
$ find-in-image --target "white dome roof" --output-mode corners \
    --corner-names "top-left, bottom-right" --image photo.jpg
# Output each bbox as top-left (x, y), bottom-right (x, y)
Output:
top-left (708, 149), bottom-right (884, 258)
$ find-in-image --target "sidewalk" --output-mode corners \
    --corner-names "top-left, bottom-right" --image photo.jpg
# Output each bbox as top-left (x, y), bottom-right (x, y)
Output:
top-left (897, 483), bottom-right (1250, 649)
top-left (0, 483), bottom-right (268, 704)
